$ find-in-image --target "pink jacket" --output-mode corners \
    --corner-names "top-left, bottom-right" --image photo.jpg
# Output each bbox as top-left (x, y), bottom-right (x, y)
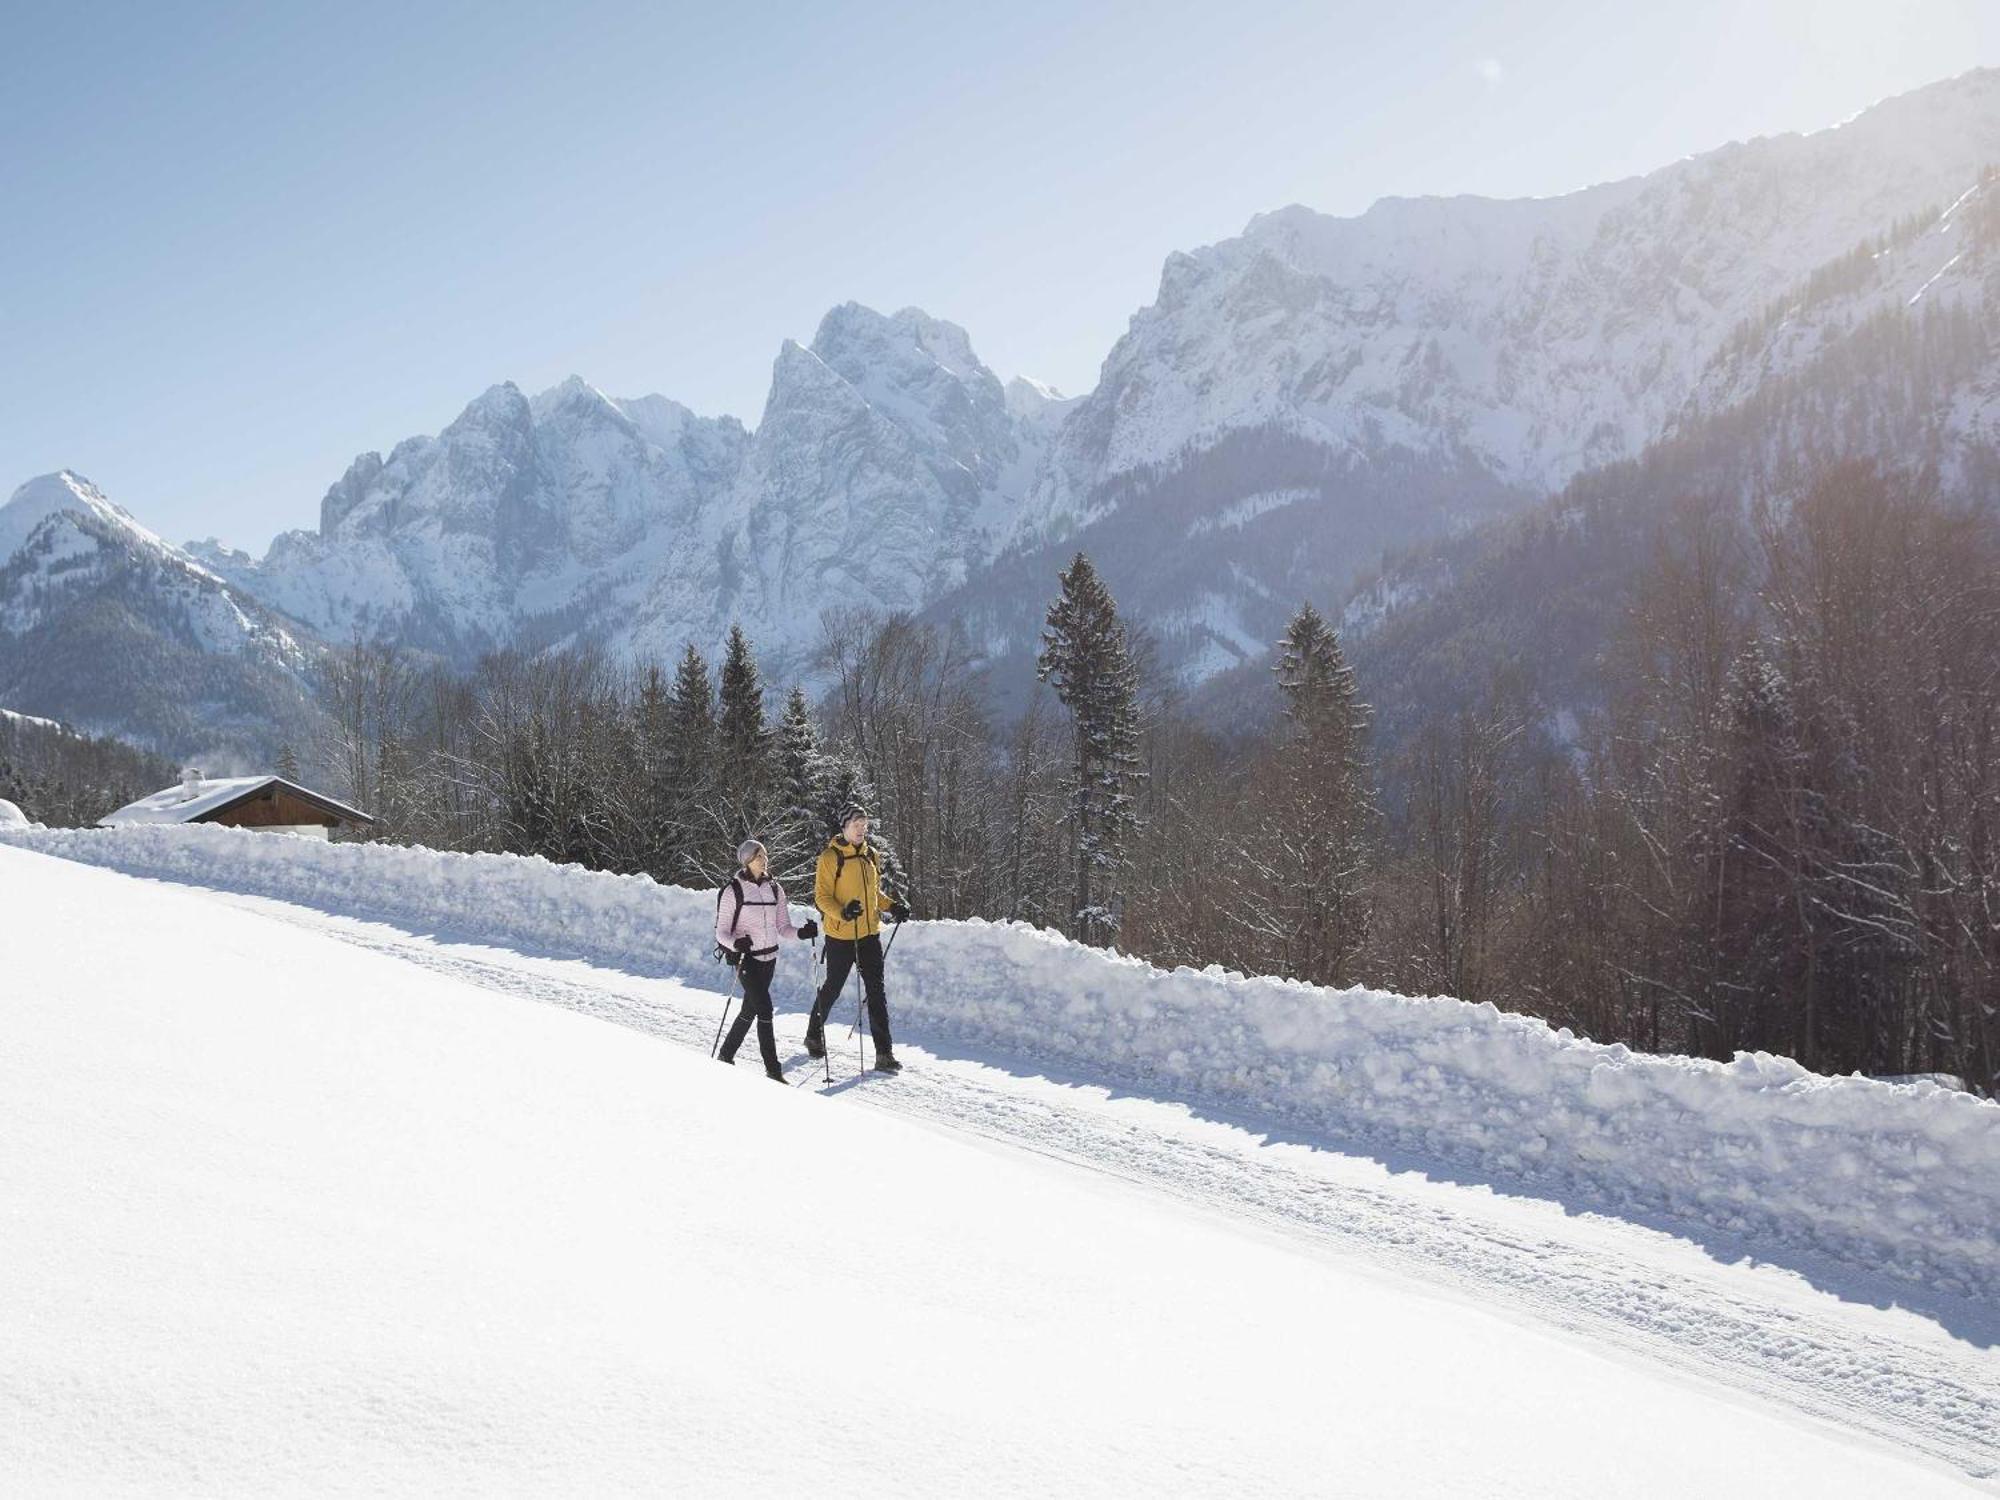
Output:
top-left (715, 873), bottom-right (802, 958)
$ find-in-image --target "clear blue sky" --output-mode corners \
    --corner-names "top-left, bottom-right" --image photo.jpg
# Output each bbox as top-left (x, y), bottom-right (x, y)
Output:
top-left (5, 1), bottom-right (1997, 550)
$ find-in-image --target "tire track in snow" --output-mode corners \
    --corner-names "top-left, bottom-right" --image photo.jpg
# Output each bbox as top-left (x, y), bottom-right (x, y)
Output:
top-left (205, 889), bottom-right (2000, 1485)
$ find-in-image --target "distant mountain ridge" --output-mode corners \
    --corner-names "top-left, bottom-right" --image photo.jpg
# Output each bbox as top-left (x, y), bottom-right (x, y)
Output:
top-left (8, 68), bottom-right (2000, 755)
top-left (0, 473), bottom-right (315, 761)
top-left (192, 303), bottom-right (1072, 681)
top-left (938, 66), bottom-right (2000, 690)
top-left (1327, 170), bottom-right (2000, 759)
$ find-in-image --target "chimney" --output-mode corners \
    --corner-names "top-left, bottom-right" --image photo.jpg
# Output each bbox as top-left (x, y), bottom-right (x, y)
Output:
top-left (181, 767), bottom-right (204, 801)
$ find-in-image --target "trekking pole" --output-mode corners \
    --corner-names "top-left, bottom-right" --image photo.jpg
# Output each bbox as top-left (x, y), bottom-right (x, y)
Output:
top-left (798, 931), bottom-right (832, 1088)
top-left (819, 931), bottom-right (834, 1086)
top-left (845, 908), bottom-right (865, 1070)
top-left (871, 899), bottom-right (909, 1070)
top-left (711, 960), bottom-right (742, 1059)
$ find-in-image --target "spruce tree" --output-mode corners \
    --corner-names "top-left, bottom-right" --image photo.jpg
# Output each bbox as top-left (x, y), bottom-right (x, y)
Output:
top-left (714, 625), bottom-right (772, 849)
top-left (1262, 603), bottom-right (1374, 984)
top-left (717, 625), bottom-right (769, 762)
top-left (818, 753), bottom-right (877, 843)
top-left (633, 663), bottom-right (673, 875)
top-left (769, 684), bottom-right (831, 882)
top-left (775, 686), bottom-right (826, 813)
top-left (1036, 552), bottom-right (1142, 946)
top-left (661, 644), bottom-right (717, 882)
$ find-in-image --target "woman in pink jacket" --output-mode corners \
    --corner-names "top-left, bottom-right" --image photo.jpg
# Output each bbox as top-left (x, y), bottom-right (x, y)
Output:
top-left (714, 838), bottom-right (818, 1080)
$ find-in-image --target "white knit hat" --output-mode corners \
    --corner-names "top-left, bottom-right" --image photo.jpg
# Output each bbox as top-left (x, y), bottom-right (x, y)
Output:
top-left (736, 838), bottom-right (768, 868)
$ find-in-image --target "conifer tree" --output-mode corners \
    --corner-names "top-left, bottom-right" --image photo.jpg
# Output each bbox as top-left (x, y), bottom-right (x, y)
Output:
top-left (714, 624), bottom-right (773, 848)
top-left (717, 625), bottom-right (769, 764)
top-left (661, 644), bottom-right (717, 882)
top-left (774, 687), bottom-right (825, 811)
top-left (1257, 603), bottom-right (1375, 984)
top-left (632, 663), bottom-right (673, 874)
top-left (769, 684), bottom-right (831, 881)
top-left (1036, 552), bottom-right (1142, 945)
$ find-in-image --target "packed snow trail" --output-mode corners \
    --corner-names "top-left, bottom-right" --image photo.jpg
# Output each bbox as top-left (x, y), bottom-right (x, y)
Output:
top-left (192, 889), bottom-right (2000, 1486)
top-left (4, 844), bottom-right (1987, 1487)
top-left (8, 824), bottom-right (1995, 1304)
top-left (0, 845), bottom-right (1984, 1497)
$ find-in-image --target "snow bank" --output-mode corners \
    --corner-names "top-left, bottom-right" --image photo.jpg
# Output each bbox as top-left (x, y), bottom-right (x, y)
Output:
top-left (9, 844), bottom-right (1961, 1496)
top-left (9, 822), bottom-right (1997, 1300)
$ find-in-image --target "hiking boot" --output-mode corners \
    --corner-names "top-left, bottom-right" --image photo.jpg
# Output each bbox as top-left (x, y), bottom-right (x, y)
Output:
top-left (804, 1021), bottom-right (826, 1059)
top-left (766, 1067), bottom-right (788, 1084)
top-left (872, 1052), bottom-right (902, 1075)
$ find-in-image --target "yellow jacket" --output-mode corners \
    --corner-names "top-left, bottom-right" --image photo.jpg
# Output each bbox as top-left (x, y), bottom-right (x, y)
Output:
top-left (814, 837), bottom-right (894, 941)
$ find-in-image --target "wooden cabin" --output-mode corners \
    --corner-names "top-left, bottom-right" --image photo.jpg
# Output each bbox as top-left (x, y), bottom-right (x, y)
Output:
top-left (99, 769), bottom-right (374, 839)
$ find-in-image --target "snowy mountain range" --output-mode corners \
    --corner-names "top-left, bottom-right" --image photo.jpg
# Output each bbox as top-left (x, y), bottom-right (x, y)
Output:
top-left (938, 66), bottom-right (2000, 686)
top-left (8, 68), bottom-right (2000, 753)
top-left (190, 303), bottom-right (1073, 678)
top-left (1301, 142), bottom-right (2000, 756)
top-left (0, 473), bottom-right (314, 761)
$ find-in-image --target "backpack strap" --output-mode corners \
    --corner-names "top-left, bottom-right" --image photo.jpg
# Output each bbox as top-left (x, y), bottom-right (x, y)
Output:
top-left (716, 875), bottom-right (746, 932)
top-left (832, 841), bottom-right (877, 879)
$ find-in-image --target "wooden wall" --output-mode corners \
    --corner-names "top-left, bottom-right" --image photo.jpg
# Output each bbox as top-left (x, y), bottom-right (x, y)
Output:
top-left (203, 788), bottom-right (341, 830)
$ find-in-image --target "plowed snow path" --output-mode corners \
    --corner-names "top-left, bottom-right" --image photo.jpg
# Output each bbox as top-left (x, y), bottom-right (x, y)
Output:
top-left (200, 881), bottom-right (1998, 1487)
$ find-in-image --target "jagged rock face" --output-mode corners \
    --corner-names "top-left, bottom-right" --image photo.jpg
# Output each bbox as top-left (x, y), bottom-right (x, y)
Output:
top-left (0, 473), bottom-right (315, 762)
top-left (1324, 174), bottom-right (2000, 763)
top-left (681, 307), bottom-right (1066, 666)
top-left (222, 379), bottom-right (753, 661)
top-left (1020, 69), bottom-right (2000, 551)
top-left (902, 69), bottom-right (2000, 702)
top-left (220, 304), bottom-right (1062, 678)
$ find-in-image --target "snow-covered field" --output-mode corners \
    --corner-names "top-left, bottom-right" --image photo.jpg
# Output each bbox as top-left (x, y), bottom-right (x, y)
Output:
top-left (6, 823), bottom-right (1995, 1303)
top-left (2, 835), bottom-right (1996, 1493)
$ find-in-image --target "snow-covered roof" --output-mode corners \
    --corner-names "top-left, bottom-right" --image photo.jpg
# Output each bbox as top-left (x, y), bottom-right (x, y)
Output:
top-left (99, 776), bottom-right (373, 828)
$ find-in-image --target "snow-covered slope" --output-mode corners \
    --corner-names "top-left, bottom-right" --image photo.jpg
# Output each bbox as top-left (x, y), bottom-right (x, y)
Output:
top-left (204, 379), bottom-right (749, 661)
top-left (3, 840), bottom-right (1986, 1494)
top-left (921, 68), bottom-right (2000, 696)
top-left (1319, 172), bottom-right (2000, 760)
top-left (0, 706), bottom-right (67, 734)
top-left (0, 472), bottom-right (316, 760)
top-left (1677, 166), bottom-right (2000, 467)
top-left (11, 820), bottom-right (1994, 1306)
top-left (1022, 69), bottom-right (2000, 543)
top-left (216, 305), bottom-right (1064, 677)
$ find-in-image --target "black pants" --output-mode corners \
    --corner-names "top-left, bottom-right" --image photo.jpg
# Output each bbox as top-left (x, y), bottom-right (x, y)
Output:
top-left (720, 955), bottom-right (781, 1073)
top-left (812, 933), bottom-right (892, 1054)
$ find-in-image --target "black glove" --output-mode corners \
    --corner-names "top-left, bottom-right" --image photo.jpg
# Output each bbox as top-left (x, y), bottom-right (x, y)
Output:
top-left (734, 934), bottom-right (754, 953)
top-left (799, 919), bottom-right (819, 941)
top-left (842, 899), bottom-right (864, 920)
top-left (888, 901), bottom-right (910, 923)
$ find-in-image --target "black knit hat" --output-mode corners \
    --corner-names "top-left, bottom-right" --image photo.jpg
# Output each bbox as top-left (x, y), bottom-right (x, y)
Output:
top-left (837, 803), bottom-right (871, 828)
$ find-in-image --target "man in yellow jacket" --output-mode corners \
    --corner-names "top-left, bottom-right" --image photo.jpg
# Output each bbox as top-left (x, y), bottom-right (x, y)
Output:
top-left (805, 804), bottom-right (909, 1072)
